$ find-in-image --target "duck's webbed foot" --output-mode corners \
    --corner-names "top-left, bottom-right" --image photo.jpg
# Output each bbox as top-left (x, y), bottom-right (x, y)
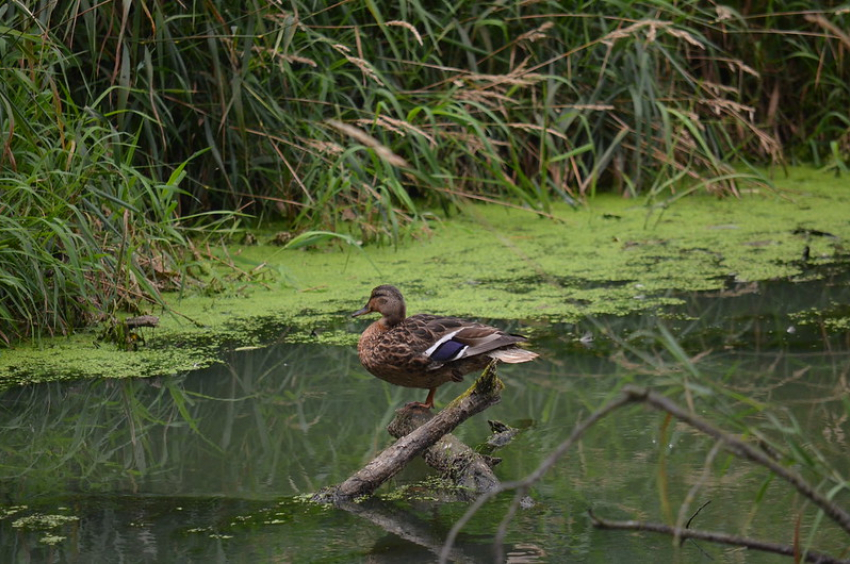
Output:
top-left (403, 401), bottom-right (433, 411)
top-left (402, 387), bottom-right (437, 411)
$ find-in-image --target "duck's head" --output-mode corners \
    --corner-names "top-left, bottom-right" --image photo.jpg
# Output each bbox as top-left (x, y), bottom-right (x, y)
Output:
top-left (351, 285), bottom-right (406, 326)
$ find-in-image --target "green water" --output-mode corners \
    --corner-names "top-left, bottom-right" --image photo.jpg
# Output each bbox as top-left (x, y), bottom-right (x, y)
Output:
top-left (1, 272), bottom-right (849, 562)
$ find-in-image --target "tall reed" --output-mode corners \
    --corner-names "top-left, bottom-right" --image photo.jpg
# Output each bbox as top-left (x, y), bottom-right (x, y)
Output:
top-left (2, 1), bottom-right (848, 339)
top-left (0, 17), bottom-right (195, 342)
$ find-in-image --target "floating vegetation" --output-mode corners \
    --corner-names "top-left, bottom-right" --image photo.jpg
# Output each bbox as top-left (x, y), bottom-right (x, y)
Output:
top-left (11, 512), bottom-right (79, 546)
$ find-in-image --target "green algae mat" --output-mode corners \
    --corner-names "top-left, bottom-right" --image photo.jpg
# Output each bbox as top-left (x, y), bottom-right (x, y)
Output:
top-left (2, 167), bottom-right (848, 387)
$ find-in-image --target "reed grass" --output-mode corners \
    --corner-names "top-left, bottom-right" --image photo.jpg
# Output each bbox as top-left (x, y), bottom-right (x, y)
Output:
top-left (0, 24), bottom-right (196, 342)
top-left (2, 1), bottom-right (848, 339)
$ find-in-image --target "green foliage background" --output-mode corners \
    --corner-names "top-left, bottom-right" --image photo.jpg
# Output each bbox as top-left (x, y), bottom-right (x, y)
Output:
top-left (1, 0), bottom-right (849, 340)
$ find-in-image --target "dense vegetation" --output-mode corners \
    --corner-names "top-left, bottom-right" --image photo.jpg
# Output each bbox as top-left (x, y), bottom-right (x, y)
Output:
top-left (1, 1), bottom-right (848, 341)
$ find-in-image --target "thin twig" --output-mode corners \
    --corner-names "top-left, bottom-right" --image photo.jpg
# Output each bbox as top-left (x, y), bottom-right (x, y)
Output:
top-left (622, 385), bottom-right (850, 536)
top-left (675, 439), bottom-right (723, 540)
top-left (439, 385), bottom-right (850, 563)
top-left (589, 510), bottom-right (850, 564)
top-left (685, 500), bottom-right (712, 530)
top-left (439, 391), bottom-right (638, 563)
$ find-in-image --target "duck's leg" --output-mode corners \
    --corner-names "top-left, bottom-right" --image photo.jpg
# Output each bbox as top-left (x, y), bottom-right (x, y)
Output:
top-left (405, 387), bottom-right (436, 410)
top-left (422, 387), bottom-right (436, 409)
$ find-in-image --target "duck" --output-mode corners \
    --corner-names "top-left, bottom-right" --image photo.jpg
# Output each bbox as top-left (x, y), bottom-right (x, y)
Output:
top-left (351, 284), bottom-right (538, 409)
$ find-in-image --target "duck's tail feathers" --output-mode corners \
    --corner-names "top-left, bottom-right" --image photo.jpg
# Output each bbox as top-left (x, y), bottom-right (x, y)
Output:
top-left (488, 348), bottom-right (539, 364)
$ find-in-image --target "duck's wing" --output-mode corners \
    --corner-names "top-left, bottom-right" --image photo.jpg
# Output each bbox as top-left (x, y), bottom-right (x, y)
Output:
top-left (453, 326), bottom-right (527, 357)
top-left (408, 315), bottom-right (527, 363)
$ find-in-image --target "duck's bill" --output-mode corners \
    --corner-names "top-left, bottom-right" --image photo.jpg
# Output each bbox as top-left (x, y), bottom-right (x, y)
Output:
top-left (351, 306), bottom-right (370, 318)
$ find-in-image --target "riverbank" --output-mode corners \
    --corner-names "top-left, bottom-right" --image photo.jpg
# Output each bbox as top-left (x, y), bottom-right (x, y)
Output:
top-left (2, 167), bottom-right (847, 387)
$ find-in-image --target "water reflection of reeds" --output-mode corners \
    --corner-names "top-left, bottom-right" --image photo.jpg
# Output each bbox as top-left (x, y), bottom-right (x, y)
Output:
top-left (1, 281), bottom-right (849, 561)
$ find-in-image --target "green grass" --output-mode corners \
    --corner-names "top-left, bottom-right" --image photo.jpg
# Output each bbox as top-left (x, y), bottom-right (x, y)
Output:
top-left (0, 24), bottom-right (203, 341)
top-left (1, 1), bottom-right (848, 340)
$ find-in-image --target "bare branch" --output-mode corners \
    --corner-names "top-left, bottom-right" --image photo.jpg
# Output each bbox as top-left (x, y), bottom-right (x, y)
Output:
top-left (439, 390), bottom-right (638, 563)
top-left (440, 385), bottom-right (850, 563)
top-left (621, 385), bottom-right (850, 536)
top-left (589, 510), bottom-right (850, 564)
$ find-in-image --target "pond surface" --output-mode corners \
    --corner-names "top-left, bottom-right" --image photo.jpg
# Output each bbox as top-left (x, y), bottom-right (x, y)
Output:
top-left (1, 271), bottom-right (849, 563)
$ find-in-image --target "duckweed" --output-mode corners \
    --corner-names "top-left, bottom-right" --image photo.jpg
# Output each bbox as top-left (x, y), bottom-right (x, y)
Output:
top-left (1, 167), bottom-right (847, 387)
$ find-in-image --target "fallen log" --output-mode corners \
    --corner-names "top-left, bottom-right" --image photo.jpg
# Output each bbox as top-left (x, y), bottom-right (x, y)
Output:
top-left (314, 361), bottom-right (503, 502)
top-left (387, 408), bottom-right (500, 498)
top-left (124, 315), bottom-right (160, 329)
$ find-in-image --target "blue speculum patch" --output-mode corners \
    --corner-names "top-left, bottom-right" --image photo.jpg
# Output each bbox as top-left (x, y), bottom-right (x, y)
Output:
top-left (428, 339), bottom-right (466, 362)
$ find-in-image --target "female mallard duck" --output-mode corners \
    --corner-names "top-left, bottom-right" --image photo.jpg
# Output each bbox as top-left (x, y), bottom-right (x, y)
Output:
top-left (352, 285), bottom-right (538, 409)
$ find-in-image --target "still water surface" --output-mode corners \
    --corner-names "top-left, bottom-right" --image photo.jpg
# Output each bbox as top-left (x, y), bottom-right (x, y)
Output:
top-left (1, 275), bottom-right (849, 563)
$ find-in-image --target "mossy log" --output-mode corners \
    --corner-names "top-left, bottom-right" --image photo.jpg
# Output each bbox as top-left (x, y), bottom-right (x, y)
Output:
top-left (315, 362), bottom-right (503, 501)
top-left (387, 408), bottom-right (500, 498)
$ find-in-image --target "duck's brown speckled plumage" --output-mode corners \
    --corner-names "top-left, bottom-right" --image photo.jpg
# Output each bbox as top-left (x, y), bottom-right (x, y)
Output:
top-left (352, 285), bottom-right (538, 408)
